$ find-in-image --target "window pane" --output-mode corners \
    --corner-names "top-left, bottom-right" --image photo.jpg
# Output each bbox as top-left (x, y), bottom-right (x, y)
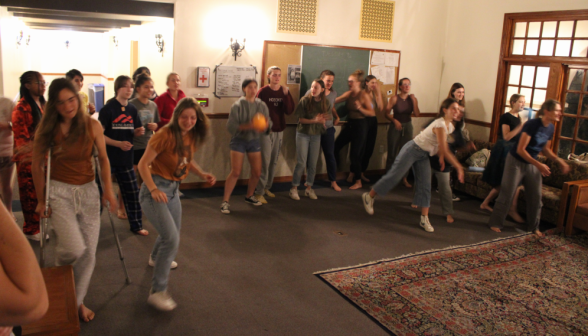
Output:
top-left (542, 21), bottom-right (557, 37)
top-left (561, 116), bottom-right (576, 138)
top-left (521, 66), bottom-right (535, 87)
top-left (558, 139), bottom-right (572, 159)
top-left (528, 22), bottom-right (541, 38)
top-left (565, 92), bottom-right (581, 115)
top-left (514, 22), bottom-right (527, 38)
top-left (535, 67), bottom-right (550, 88)
top-left (575, 20), bottom-right (588, 38)
top-left (577, 119), bottom-right (588, 141)
top-left (524, 39), bottom-right (539, 55)
top-left (572, 40), bottom-right (588, 57)
top-left (532, 89), bottom-right (546, 110)
top-left (520, 87), bottom-right (533, 107)
top-left (558, 21), bottom-right (574, 37)
top-left (512, 39), bottom-right (525, 55)
top-left (568, 69), bottom-right (585, 91)
top-left (555, 39), bottom-right (572, 56)
top-left (506, 86), bottom-right (519, 102)
top-left (539, 39), bottom-right (555, 56)
top-left (575, 142), bottom-right (588, 155)
top-left (508, 65), bottom-right (521, 85)
top-left (582, 95), bottom-right (588, 116)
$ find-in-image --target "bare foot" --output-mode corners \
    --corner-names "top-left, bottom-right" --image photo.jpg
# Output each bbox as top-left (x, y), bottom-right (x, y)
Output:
top-left (134, 229), bottom-right (149, 236)
top-left (360, 174), bottom-right (370, 183)
top-left (346, 173), bottom-right (354, 184)
top-left (480, 204), bottom-right (493, 212)
top-left (331, 182), bottom-right (341, 192)
top-left (349, 181), bottom-right (362, 190)
top-left (446, 215), bottom-right (454, 223)
top-left (490, 227), bottom-right (501, 233)
top-left (117, 210), bottom-right (128, 219)
top-left (534, 230), bottom-right (544, 237)
top-left (403, 178), bottom-right (412, 188)
top-left (79, 304), bottom-right (95, 322)
top-left (508, 210), bottom-right (525, 223)
top-left (411, 204), bottom-right (418, 209)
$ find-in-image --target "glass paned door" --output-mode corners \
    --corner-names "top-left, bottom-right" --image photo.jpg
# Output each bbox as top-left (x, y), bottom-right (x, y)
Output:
top-left (558, 67), bottom-right (588, 158)
top-left (505, 63), bottom-right (550, 121)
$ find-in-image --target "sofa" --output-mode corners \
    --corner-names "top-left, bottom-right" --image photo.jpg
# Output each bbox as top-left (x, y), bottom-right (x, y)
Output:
top-left (453, 140), bottom-right (588, 225)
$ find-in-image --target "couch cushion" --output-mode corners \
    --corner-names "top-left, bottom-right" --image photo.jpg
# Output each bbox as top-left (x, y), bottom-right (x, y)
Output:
top-left (542, 159), bottom-right (588, 189)
top-left (464, 172), bottom-right (482, 185)
top-left (519, 184), bottom-right (561, 211)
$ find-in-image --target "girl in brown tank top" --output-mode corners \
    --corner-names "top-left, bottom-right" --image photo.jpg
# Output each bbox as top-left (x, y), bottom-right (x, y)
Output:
top-left (31, 78), bottom-right (116, 323)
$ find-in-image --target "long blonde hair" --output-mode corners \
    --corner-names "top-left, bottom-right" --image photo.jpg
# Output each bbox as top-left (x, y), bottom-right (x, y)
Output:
top-left (162, 97), bottom-right (209, 156)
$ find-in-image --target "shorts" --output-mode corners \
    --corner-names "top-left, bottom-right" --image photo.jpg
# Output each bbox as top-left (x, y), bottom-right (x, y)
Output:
top-left (229, 138), bottom-right (261, 153)
top-left (0, 156), bottom-right (14, 170)
top-left (133, 149), bottom-right (146, 165)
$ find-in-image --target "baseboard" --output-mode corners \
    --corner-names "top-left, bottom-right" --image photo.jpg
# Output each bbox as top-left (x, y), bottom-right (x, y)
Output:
top-left (179, 169), bottom-right (388, 190)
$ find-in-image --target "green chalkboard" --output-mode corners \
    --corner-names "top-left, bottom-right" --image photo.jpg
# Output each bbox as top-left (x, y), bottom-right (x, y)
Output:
top-left (300, 46), bottom-right (370, 120)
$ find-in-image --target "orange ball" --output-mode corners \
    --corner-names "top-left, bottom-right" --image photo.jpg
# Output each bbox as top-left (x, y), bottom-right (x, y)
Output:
top-left (252, 113), bottom-right (267, 132)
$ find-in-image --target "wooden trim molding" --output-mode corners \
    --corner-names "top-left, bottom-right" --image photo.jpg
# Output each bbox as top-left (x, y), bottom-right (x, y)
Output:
top-left (41, 72), bottom-right (114, 81)
top-left (467, 119), bottom-right (492, 128)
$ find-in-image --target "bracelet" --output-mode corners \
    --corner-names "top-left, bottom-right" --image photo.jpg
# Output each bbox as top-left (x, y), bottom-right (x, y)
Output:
top-left (150, 188), bottom-right (158, 193)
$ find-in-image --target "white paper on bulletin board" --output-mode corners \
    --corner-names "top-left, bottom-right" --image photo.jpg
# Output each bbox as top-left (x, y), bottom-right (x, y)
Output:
top-left (215, 66), bottom-right (257, 97)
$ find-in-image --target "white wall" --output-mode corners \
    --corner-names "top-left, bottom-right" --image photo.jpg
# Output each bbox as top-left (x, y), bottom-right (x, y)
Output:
top-left (439, 0), bottom-right (588, 124)
top-left (0, 7), bottom-right (31, 101)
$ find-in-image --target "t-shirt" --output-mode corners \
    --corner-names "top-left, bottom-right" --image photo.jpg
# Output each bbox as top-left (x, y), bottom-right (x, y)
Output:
top-left (227, 97), bottom-right (272, 141)
top-left (294, 96), bottom-right (331, 136)
top-left (98, 99), bottom-right (142, 167)
top-left (256, 85), bottom-right (295, 133)
top-left (510, 118), bottom-right (554, 163)
top-left (148, 127), bottom-right (195, 181)
top-left (413, 117), bottom-right (454, 156)
top-left (129, 98), bottom-right (161, 150)
top-left (498, 112), bottom-right (521, 141)
top-left (305, 89), bottom-right (337, 128)
top-left (154, 89), bottom-right (186, 129)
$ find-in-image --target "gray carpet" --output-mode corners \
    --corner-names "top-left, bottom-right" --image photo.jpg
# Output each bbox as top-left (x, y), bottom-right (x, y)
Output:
top-left (20, 179), bottom-right (536, 336)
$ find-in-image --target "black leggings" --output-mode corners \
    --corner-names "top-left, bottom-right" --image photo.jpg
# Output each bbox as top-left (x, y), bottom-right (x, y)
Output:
top-left (361, 116), bottom-right (378, 172)
top-left (334, 119), bottom-right (368, 182)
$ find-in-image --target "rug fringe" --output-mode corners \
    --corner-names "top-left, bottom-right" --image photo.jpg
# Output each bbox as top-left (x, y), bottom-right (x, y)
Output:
top-left (314, 231), bottom-right (538, 274)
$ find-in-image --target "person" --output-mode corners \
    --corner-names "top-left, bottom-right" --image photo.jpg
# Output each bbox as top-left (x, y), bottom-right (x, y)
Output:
top-left (32, 78), bottom-right (117, 322)
top-left (129, 74), bottom-right (160, 187)
top-left (132, 67), bottom-right (158, 100)
top-left (12, 71), bottom-right (46, 240)
top-left (362, 98), bottom-right (464, 233)
top-left (65, 69), bottom-right (96, 115)
top-left (0, 203), bottom-right (48, 335)
top-left (480, 94), bottom-right (526, 222)
top-left (315, 70), bottom-right (341, 191)
top-left (221, 79), bottom-right (271, 214)
top-left (254, 66), bottom-right (295, 203)
top-left (357, 75), bottom-right (384, 183)
top-left (385, 78), bottom-right (420, 188)
top-left (138, 97), bottom-right (215, 311)
top-left (155, 72), bottom-right (185, 129)
top-left (444, 82), bottom-right (467, 201)
top-left (333, 70), bottom-right (375, 190)
top-left (290, 79), bottom-right (330, 200)
top-left (489, 99), bottom-right (570, 236)
top-left (0, 98), bottom-right (15, 218)
top-left (98, 75), bottom-right (149, 235)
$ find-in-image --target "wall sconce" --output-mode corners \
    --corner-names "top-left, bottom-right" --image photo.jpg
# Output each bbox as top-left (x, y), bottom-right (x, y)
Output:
top-left (112, 36), bottom-right (118, 48)
top-left (65, 40), bottom-right (69, 49)
top-left (16, 30), bottom-right (23, 47)
top-left (155, 34), bottom-right (164, 56)
top-left (230, 38), bottom-right (246, 61)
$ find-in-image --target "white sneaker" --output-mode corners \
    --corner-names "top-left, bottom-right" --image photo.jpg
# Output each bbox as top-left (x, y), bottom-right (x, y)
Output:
top-left (420, 216), bottom-right (435, 232)
top-left (220, 201), bottom-right (230, 214)
top-left (362, 192), bottom-right (374, 215)
top-left (149, 256), bottom-right (178, 269)
top-left (305, 188), bottom-right (318, 200)
top-left (25, 233), bottom-right (49, 241)
top-left (256, 194), bottom-right (268, 204)
top-left (289, 189), bottom-right (300, 200)
top-left (147, 289), bottom-right (177, 311)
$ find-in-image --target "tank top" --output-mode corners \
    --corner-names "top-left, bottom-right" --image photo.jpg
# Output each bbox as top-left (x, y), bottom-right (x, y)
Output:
top-left (346, 91), bottom-right (364, 120)
top-left (51, 121), bottom-right (95, 185)
top-left (392, 95), bottom-right (413, 124)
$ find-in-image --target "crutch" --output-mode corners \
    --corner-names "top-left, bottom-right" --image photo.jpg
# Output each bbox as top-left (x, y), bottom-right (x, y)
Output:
top-left (93, 147), bottom-right (131, 284)
top-left (39, 145), bottom-right (52, 268)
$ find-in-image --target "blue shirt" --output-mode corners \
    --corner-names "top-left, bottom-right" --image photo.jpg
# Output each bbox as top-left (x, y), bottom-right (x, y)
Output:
top-left (510, 118), bottom-right (554, 163)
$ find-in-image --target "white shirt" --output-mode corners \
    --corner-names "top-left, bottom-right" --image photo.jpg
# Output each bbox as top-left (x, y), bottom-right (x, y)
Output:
top-left (413, 117), bottom-right (454, 156)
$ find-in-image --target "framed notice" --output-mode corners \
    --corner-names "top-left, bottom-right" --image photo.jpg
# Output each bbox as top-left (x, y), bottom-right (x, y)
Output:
top-left (196, 67), bottom-right (210, 88)
top-left (214, 65), bottom-right (257, 98)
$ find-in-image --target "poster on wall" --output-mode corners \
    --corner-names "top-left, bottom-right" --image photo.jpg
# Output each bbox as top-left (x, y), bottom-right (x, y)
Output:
top-left (287, 64), bottom-right (301, 84)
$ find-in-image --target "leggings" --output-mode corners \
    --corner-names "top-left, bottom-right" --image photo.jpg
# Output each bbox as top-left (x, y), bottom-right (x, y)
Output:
top-left (320, 127), bottom-right (337, 182)
top-left (348, 119), bottom-right (368, 182)
top-left (362, 116), bottom-right (378, 172)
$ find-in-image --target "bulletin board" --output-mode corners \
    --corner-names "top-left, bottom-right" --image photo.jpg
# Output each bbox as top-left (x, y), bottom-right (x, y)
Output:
top-left (261, 40), bottom-right (401, 124)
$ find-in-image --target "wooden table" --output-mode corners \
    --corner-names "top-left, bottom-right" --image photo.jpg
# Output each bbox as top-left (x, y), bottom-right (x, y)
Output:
top-left (22, 266), bottom-right (80, 336)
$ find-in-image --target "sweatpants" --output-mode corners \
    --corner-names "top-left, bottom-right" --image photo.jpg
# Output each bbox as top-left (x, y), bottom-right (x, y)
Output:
top-left (255, 131), bottom-right (282, 195)
top-left (49, 180), bottom-right (101, 306)
top-left (434, 170), bottom-right (454, 215)
top-left (292, 132), bottom-right (322, 187)
top-left (140, 175), bottom-right (181, 292)
top-left (387, 121), bottom-right (413, 170)
top-left (111, 166), bottom-right (143, 232)
top-left (488, 153), bottom-right (543, 232)
top-left (16, 161), bottom-right (40, 235)
top-left (361, 116), bottom-right (378, 172)
top-left (320, 127), bottom-right (337, 182)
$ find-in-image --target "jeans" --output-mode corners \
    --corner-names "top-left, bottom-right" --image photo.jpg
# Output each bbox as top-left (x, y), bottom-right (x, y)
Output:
top-left (434, 170), bottom-right (454, 215)
top-left (256, 131), bottom-right (283, 194)
top-left (139, 175), bottom-right (182, 292)
top-left (373, 140), bottom-right (432, 207)
top-left (292, 132), bottom-right (321, 187)
top-left (320, 127), bottom-right (337, 182)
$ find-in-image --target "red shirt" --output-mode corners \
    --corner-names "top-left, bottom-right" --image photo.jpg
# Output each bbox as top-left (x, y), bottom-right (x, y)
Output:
top-left (256, 85), bottom-right (295, 132)
top-left (154, 89), bottom-right (186, 129)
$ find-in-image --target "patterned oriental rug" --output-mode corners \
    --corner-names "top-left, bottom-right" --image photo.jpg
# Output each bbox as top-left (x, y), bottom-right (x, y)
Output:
top-left (315, 232), bottom-right (588, 336)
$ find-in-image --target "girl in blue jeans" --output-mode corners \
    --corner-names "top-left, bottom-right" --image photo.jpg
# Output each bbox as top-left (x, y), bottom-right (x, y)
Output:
top-left (362, 98), bottom-right (464, 233)
top-left (138, 97), bottom-right (216, 311)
